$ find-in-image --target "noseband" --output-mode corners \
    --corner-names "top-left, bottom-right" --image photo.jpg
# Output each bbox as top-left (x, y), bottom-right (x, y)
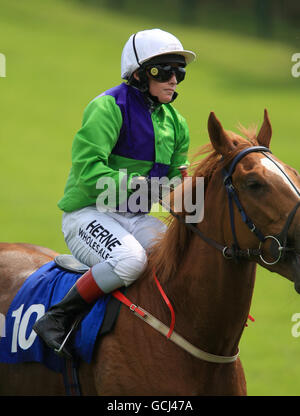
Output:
top-left (165, 146), bottom-right (300, 265)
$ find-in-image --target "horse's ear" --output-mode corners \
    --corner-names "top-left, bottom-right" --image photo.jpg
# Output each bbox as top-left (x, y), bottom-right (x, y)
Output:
top-left (257, 109), bottom-right (272, 148)
top-left (208, 112), bottom-right (235, 156)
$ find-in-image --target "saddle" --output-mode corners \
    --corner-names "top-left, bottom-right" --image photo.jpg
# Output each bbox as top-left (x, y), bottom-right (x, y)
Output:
top-left (54, 254), bottom-right (89, 273)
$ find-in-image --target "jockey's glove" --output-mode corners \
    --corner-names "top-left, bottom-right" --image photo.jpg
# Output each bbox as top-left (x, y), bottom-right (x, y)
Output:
top-left (130, 176), bottom-right (159, 205)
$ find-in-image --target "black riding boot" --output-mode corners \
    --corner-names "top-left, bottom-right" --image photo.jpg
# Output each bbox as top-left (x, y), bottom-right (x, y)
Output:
top-left (33, 285), bottom-right (92, 359)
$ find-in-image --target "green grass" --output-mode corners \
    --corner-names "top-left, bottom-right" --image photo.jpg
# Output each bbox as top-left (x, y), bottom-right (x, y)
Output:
top-left (1, 0), bottom-right (300, 396)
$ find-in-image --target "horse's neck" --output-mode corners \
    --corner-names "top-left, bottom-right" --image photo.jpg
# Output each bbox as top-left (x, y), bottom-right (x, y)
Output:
top-left (150, 180), bottom-right (256, 357)
top-left (168, 248), bottom-right (256, 357)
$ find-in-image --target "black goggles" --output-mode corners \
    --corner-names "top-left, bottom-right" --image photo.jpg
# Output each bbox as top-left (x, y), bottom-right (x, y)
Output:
top-left (146, 64), bottom-right (186, 84)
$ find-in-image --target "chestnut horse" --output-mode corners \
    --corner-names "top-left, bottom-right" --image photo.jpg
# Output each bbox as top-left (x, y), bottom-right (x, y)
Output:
top-left (1, 111), bottom-right (300, 396)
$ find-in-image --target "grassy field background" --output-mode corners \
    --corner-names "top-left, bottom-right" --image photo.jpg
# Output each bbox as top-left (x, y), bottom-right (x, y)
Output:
top-left (1, 0), bottom-right (300, 395)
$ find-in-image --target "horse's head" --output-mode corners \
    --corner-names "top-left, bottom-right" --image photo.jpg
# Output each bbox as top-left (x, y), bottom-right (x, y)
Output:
top-left (207, 110), bottom-right (300, 292)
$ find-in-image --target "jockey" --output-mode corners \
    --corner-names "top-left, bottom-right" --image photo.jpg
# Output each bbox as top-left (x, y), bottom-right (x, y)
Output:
top-left (33, 28), bottom-right (196, 358)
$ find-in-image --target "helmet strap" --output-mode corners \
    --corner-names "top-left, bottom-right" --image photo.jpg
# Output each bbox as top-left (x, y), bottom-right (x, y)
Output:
top-left (144, 86), bottom-right (179, 105)
top-left (128, 67), bottom-right (178, 103)
top-left (128, 67), bottom-right (148, 92)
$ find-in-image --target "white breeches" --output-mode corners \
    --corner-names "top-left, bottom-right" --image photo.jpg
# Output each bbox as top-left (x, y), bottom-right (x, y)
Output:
top-left (61, 205), bottom-right (167, 288)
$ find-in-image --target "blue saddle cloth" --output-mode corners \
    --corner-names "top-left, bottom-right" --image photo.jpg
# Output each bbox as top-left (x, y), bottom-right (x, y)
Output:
top-left (0, 261), bottom-right (110, 373)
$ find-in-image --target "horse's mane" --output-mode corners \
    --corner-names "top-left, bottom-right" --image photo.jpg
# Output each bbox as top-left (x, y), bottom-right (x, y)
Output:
top-left (146, 126), bottom-right (259, 284)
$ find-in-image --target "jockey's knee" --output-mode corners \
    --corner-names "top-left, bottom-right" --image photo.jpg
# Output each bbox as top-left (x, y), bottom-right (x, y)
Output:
top-left (109, 246), bottom-right (148, 287)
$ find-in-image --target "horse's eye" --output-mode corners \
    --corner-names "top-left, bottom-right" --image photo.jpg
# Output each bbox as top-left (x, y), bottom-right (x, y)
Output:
top-left (246, 179), bottom-right (263, 191)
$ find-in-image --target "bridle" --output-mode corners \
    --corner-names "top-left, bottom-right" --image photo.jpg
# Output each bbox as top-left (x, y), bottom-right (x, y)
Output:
top-left (164, 145), bottom-right (300, 266)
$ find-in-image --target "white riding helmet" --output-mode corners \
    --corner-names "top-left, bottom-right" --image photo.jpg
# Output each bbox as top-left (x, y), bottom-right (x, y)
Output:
top-left (121, 28), bottom-right (196, 80)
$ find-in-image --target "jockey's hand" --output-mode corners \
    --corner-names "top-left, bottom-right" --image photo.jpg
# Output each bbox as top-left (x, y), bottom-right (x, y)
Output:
top-left (130, 176), bottom-right (185, 213)
top-left (130, 176), bottom-right (161, 208)
top-left (130, 176), bottom-right (154, 199)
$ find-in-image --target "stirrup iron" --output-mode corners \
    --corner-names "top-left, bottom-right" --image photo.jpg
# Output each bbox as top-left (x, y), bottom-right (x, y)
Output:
top-left (54, 315), bottom-right (83, 359)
